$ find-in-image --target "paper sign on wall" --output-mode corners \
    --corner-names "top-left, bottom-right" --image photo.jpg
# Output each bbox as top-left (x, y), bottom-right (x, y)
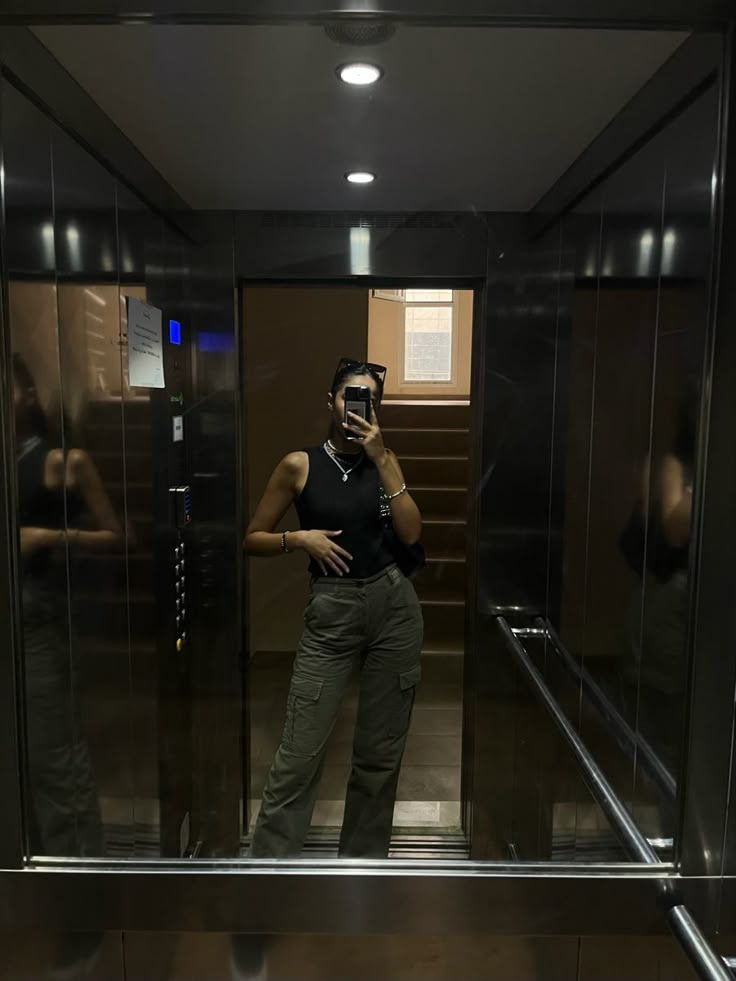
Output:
top-left (127, 296), bottom-right (165, 389)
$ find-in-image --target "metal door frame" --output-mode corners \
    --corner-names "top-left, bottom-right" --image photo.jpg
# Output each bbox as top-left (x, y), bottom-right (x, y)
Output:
top-left (239, 274), bottom-right (486, 853)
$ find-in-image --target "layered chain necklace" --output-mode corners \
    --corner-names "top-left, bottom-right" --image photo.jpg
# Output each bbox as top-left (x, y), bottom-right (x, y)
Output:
top-left (323, 439), bottom-right (363, 483)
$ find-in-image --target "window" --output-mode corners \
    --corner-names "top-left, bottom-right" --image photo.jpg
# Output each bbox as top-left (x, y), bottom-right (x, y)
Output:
top-left (403, 289), bottom-right (454, 382)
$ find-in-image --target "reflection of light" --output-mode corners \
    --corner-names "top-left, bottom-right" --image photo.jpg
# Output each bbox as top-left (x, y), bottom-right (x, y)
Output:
top-left (337, 63), bottom-right (383, 86)
top-left (41, 221), bottom-right (54, 267)
top-left (66, 223), bottom-right (81, 269)
top-left (345, 171), bottom-right (376, 184)
top-left (349, 227), bottom-right (371, 275)
top-left (197, 331), bottom-right (234, 353)
top-left (86, 312), bottom-right (104, 324)
top-left (101, 247), bottom-right (114, 272)
top-left (584, 258), bottom-right (596, 278)
top-left (84, 288), bottom-right (107, 307)
top-left (662, 229), bottom-right (677, 276)
top-left (637, 229), bottom-right (655, 277)
top-left (122, 250), bottom-right (134, 274)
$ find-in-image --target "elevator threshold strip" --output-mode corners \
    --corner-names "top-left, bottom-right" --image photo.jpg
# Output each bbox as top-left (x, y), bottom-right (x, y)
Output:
top-left (240, 830), bottom-right (469, 860)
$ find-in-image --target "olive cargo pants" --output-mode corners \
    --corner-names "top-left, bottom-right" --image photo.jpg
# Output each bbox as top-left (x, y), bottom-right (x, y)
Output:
top-left (250, 564), bottom-right (423, 858)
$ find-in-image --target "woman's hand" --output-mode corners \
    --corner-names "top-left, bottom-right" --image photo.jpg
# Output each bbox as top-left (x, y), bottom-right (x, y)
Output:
top-left (344, 405), bottom-right (387, 464)
top-left (297, 529), bottom-right (353, 577)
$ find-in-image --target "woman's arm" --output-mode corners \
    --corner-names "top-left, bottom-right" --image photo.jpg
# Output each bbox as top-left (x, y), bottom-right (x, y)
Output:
top-left (376, 450), bottom-right (422, 546)
top-left (67, 448), bottom-right (128, 551)
top-left (658, 452), bottom-right (692, 549)
top-left (344, 407), bottom-right (422, 546)
top-left (244, 452), bottom-right (304, 556)
top-left (244, 452), bottom-right (354, 575)
top-left (20, 449), bottom-right (128, 556)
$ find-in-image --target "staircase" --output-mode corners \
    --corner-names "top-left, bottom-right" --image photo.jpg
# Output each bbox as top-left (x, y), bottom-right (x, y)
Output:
top-left (381, 400), bottom-right (470, 831)
top-left (382, 401), bottom-right (469, 655)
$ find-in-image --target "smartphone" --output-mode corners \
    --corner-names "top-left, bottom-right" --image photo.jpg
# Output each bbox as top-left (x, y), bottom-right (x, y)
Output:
top-left (344, 385), bottom-right (372, 441)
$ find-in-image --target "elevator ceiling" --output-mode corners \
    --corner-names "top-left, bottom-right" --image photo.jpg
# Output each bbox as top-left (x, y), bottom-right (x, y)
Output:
top-left (33, 25), bottom-right (685, 211)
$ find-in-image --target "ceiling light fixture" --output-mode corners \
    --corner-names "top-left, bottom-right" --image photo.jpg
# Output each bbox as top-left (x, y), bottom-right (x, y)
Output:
top-left (337, 62), bottom-right (383, 86)
top-left (345, 171), bottom-right (376, 185)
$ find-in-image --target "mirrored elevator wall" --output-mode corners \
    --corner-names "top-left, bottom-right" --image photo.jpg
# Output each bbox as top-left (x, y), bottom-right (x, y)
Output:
top-left (2, 79), bottom-right (241, 860)
top-left (472, 79), bottom-right (719, 861)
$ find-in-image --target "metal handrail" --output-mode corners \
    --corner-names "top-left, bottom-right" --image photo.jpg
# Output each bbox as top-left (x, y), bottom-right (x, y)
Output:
top-left (518, 616), bottom-right (677, 801)
top-left (497, 617), bottom-right (657, 864)
top-left (496, 616), bottom-right (732, 981)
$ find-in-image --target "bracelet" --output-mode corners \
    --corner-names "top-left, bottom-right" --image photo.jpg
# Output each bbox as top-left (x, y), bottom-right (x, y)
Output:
top-left (281, 531), bottom-right (291, 554)
top-left (386, 483), bottom-right (407, 501)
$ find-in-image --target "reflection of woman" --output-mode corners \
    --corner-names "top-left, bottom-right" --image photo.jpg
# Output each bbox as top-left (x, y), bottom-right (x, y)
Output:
top-left (14, 354), bottom-right (124, 857)
top-left (244, 359), bottom-right (424, 858)
top-left (620, 386), bottom-right (695, 770)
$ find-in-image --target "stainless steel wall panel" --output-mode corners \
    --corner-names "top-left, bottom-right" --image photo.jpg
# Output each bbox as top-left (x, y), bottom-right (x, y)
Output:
top-left (1, 929), bottom-right (123, 980)
top-left (123, 931), bottom-right (579, 981)
top-left (577, 935), bottom-right (699, 980)
top-left (0, 864), bottom-right (685, 935)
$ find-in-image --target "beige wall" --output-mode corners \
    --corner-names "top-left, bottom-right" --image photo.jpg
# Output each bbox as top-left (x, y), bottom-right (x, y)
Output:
top-left (243, 286), bottom-right (369, 654)
top-left (9, 281), bottom-right (148, 440)
top-left (367, 289), bottom-right (474, 399)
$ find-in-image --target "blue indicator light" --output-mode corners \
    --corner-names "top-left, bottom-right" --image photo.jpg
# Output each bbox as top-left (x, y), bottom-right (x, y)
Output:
top-left (169, 320), bottom-right (182, 345)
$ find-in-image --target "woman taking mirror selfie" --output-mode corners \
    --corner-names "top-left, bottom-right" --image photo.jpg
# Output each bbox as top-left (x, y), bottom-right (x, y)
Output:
top-left (244, 358), bottom-right (424, 858)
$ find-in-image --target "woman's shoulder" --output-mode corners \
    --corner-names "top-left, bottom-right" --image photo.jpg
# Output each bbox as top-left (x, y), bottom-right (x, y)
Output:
top-left (279, 450), bottom-right (309, 474)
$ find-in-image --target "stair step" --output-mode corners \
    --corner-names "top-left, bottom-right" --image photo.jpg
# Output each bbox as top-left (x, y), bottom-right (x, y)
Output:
top-left (411, 486), bottom-right (467, 518)
top-left (414, 558), bottom-right (466, 599)
top-left (400, 455), bottom-right (468, 487)
top-left (384, 428), bottom-right (469, 456)
top-left (421, 601), bottom-right (465, 646)
top-left (380, 402), bottom-right (471, 429)
top-left (419, 651), bottom-right (464, 684)
top-left (86, 398), bottom-right (152, 425)
top-left (421, 641), bottom-right (465, 656)
top-left (421, 519), bottom-right (467, 553)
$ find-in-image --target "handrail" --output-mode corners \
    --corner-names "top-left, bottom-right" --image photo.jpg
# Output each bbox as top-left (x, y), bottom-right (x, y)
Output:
top-left (496, 617), bottom-right (657, 864)
top-left (495, 616), bottom-right (732, 981)
top-left (516, 617), bottom-right (676, 801)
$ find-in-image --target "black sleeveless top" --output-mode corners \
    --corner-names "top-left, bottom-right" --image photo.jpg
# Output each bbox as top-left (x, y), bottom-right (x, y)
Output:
top-left (17, 436), bottom-right (85, 582)
top-left (295, 445), bottom-right (394, 579)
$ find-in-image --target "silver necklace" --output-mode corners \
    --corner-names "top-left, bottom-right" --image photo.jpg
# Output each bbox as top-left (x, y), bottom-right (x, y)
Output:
top-left (323, 440), bottom-right (363, 483)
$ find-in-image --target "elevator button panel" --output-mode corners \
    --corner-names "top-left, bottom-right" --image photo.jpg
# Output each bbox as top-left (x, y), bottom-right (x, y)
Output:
top-left (169, 488), bottom-right (190, 653)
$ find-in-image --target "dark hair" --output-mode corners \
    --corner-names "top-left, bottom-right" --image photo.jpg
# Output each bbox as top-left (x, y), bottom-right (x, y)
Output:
top-left (12, 353), bottom-right (48, 439)
top-left (330, 361), bottom-right (385, 404)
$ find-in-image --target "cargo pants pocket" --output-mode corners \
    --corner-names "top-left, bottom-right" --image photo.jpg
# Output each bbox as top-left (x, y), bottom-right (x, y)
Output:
top-left (388, 664), bottom-right (422, 739)
top-left (283, 678), bottom-right (325, 759)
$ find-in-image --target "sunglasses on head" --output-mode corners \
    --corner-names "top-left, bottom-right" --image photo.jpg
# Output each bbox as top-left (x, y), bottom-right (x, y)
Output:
top-left (336, 357), bottom-right (387, 383)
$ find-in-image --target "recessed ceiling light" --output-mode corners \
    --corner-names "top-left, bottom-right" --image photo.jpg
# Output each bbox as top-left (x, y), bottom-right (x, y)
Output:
top-left (337, 62), bottom-right (383, 86)
top-left (345, 171), bottom-right (376, 184)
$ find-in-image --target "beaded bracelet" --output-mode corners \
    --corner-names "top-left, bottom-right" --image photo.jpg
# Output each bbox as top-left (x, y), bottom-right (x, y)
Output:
top-left (386, 483), bottom-right (407, 501)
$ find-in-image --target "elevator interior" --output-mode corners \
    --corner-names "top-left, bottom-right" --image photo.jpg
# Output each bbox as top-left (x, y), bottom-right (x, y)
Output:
top-left (0, 17), bottom-right (725, 885)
